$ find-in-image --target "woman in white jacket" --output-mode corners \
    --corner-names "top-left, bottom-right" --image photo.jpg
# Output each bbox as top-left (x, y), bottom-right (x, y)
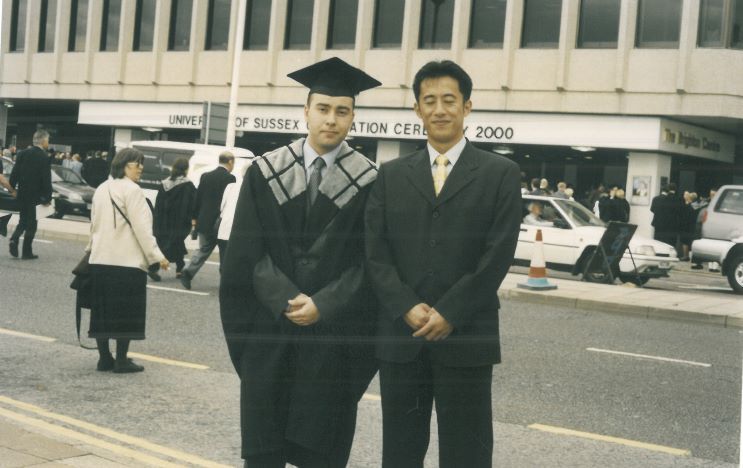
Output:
top-left (86, 149), bottom-right (169, 373)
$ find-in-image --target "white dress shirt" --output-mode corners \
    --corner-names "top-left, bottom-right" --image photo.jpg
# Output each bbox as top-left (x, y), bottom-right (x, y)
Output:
top-left (303, 140), bottom-right (342, 182)
top-left (427, 136), bottom-right (466, 178)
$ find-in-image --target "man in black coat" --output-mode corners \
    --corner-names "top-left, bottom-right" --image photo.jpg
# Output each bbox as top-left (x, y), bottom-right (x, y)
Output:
top-left (180, 152), bottom-right (235, 289)
top-left (81, 151), bottom-right (111, 188)
top-left (651, 183), bottom-right (683, 250)
top-left (9, 129), bottom-right (53, 259)
top-left (365, 61), bottom-right (522, 467)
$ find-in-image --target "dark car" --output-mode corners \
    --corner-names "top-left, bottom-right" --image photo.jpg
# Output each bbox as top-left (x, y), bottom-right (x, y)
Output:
top-left (1, 157), bottom-right (95, 219)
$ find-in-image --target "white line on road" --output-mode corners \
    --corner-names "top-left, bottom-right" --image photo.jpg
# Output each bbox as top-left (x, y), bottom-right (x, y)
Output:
top-left (147, 285), bottom-right (210, 296)
top-left (205, 261), bottom-right (220, 266)
top-left (33, 239), bottom-right (53, 244)
top-left (362, 393), bottom-right (381, 401)
top-left (528, 423), bottom-right (691, 457)
top-left (586, 348), bottom-right (711, 368)
top-left (0, 327), bottom-right (56, 342)
top-left (0, 396), bottom-right (230, 467)
top-left (127, 352), bottom-right (209, 370)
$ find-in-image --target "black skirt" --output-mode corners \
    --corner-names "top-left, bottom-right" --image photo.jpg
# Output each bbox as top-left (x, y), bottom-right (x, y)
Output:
top-left (88, 264), bottom-right (147, 340)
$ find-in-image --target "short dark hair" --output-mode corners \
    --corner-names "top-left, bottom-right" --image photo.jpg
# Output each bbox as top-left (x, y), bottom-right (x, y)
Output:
top-left (412, 60), bottom-right (473, 103)
top-left (110, 148), bottom-right (144, 179)
top-left (170, 156), bottom-right (189, 180)
top-left (219, 151), bottom-right (235, 165)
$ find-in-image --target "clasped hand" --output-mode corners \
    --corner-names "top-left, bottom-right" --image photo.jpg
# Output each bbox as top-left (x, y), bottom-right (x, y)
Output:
top-left (285, 293), bottom-right (320, 326)
top-left (405, 303), bottom-right (453, 341)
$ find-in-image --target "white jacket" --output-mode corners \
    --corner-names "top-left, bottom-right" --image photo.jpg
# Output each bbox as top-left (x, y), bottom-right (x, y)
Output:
top-left (87, 177), bottom-right (164, 271)
top-left (218, 177), bottom-right (243, 241)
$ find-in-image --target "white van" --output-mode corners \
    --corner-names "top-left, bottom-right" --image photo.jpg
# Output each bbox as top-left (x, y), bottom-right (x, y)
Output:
top-left (125, 141), bottom-right (255, 201)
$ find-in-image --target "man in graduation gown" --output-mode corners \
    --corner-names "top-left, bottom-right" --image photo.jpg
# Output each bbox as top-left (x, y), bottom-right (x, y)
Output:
top-left (220, 57), bottom-right (381, 468)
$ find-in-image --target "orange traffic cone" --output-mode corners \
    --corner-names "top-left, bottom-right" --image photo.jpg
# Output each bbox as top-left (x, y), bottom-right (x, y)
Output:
top-left (518, 229), bottom-right (557, 291)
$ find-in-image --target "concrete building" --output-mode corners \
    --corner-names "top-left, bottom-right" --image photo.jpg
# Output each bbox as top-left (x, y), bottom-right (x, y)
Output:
top-left (1, 0), bottom-right (742, 236)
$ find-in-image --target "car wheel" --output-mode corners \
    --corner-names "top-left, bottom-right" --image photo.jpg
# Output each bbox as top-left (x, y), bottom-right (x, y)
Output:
top-left (726, 254), bottom-right (743, 294)
top-left (620, 275), bottom-right (649, 286)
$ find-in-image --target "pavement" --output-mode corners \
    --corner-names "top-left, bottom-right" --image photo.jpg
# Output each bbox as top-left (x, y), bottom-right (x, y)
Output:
top-left (0, 214), bottom-right (741, 467)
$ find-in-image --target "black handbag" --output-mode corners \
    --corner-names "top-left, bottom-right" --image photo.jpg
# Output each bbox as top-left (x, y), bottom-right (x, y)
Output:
top-left (70, 251), bottom-right (96, 349)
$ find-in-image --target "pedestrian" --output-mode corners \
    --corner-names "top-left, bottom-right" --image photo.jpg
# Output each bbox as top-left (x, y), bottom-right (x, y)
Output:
top-left (86, 149), bottom-right (169, 373)
top-left (153, 157), bottom-right (196, 278)
top-left (8, 129), bottom-right (53, 259)
top-left (179, 152), bottom-right (235, 290)
top-left (679, 191), bottom-right (698, 261)
top-left (365, 60), bottom-right (522, 468)
top-left (68, 153), bottom-right (83, 177)
top-left (651, 183), bottom-right (683, 251)
top-left (0, 173), bottom-right (16, 237)
top-left (611, 188), bottom-right (630, 222)
top-left (215, 163), bottom-right (250, 255)
top-left (530, 177), bottom-right (544, 195)
top-left (565, 187), bottom-right (575, 201)
top-left (82, 150), bottom-right (111, 188)
top-left (220, 57), bottom-right (381, 468)
top-left (553, 181), bottom-right (569, 199)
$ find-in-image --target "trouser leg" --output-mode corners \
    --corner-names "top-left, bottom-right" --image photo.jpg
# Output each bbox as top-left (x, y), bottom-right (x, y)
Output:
top-left (432, 363), bottom-right (494, 468)
top-left (96, 339), bottom-right (112, 359)
top-left (115, 339), bottom-right (131, 363)
top-left (379, 354), bottom-right (433, 468)
top-left (21, 211), bottom-right (37, 256)
top-left (243, 451), bottom-right (285, 468)
top-left (10, 203), bottom-right (32, 242)
top-left (183, 232), bottom-right (216, 278)
top-left (217, 240), bottom-right (228, 273)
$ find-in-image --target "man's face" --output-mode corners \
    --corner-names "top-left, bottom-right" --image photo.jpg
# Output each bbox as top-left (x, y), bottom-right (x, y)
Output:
top-left (40, 139), bottom-right (49, 150)
top-left (304, 93), bottom-right (355, 153)
top-left (414, 76), bottom-right (472, 149)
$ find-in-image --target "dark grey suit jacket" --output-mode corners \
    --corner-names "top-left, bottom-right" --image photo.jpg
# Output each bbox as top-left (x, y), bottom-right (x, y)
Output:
top-left (365, 141), bottom-right (522, 367)
top-left (9, 146), bottom-right (52, 205)
top-left (194, 166), bottom-right (235, 235)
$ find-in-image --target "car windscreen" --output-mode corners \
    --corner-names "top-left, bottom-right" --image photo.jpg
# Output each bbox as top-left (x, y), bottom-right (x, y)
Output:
top-left (715, 189), bottom-right (743, 215)
top-left (554, 199), bottom-right (606, 227)
top-left (52, 166), bottom-right (85, 184)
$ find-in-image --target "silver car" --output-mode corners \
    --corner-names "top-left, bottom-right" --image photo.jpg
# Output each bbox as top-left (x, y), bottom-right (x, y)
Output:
top-left (691, 185), bottom-right (743, 293)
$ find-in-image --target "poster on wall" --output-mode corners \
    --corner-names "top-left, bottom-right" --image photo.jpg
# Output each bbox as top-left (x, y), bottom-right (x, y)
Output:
top-left (631, 176), bottom-right (651, 205)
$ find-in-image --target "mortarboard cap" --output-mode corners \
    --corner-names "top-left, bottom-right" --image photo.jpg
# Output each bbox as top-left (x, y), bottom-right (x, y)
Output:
top-left (287, 57), bottom-right (381, 98)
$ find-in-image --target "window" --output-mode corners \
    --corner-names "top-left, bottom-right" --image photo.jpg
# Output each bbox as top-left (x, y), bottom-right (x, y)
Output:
top-left (68, 0), bottom-right (88, 52)
top-left (284, 0), bottom-right (314, 50)
top-left (468, 0), bottom-right (506, 48)
top-left (39, 0), bottom-right (57, 52)
top-left (522, 0), bottom-right (562, 48)
top-left (636, 0), bottom-right (682, 48)
top-left (716, 189), bottom-right (743, 215)
top-left (577, 0), bottom-right (620, 48)
top-left (698, 0), bottom-right (743, 49)
top-left (418, 0), bottom-right (454, 49)
top-left (100, 0), bottom-right (121, 51)
top-left (205, 0), bottom-right (230, 50)
top-left (327, 0), bottom-right (358, 49)
top-left (168, 0), bottom-right (192, 51)
top-left (133, 0), bottom-right (156, 51)
top-left (372, 0), bottom-right (404, 48)
top-left (244, 0), bottom-right (271, 50)
top-left (9, 0), bottom-right (27, 52)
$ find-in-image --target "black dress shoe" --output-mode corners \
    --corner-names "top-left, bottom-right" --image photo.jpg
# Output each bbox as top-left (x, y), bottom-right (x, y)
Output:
top-left (113, 358), bottom-right (144, 373)
top-left (180, 271), bottom-right (192, 290)
top-left (9, 240), bottom-right (18, 257)
top-left (96, 356), bottom-right (115, 371)
top-left (21, 254), bottom-right (39, 260)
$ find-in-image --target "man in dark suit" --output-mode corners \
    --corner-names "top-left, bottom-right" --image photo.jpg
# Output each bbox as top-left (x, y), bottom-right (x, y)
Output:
top-left (9, 129), bottom-right (53, 259)
top-left (650, 183), bottom-right (683, 251)
top-left (180, 152), bottom-right (235, 289)
top-left (365, 60), bottom-right (522, 467)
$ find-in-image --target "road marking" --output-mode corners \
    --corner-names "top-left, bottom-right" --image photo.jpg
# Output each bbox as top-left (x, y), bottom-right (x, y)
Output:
top-left (0, 396), bottom-right (230, 467)
top-left (0, 327), bottom-right (56, 342)
top-left (147, 285), bottom-right (210, 296)
top-left (676, 285), bottom-right (733, 292)
top-left (33, 239), bottom-right (53, 244)
top-left (362, 393), bottom-right (381, 401)
top-left (586, 348), bottom-right (711, 368)
top-left (205, 261), bottom-right (220, 266)
top-left (127, 352), bottom-right (209, 370)
top-left (528, 423), bottom-right (691, 457)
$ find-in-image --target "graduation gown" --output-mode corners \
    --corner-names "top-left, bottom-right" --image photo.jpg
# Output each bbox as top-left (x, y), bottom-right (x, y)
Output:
top-left (153, 177), bottom-right (196, 262)
top-left (220, 139), bottom-right (378, 459)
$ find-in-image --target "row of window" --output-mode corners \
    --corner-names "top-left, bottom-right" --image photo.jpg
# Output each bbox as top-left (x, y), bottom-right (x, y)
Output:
top-left (8, 0), bottom-right (743, 54)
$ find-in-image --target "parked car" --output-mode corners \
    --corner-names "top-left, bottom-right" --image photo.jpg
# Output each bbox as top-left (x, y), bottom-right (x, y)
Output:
top-left (1, 157), bottom-right (95, 219)
top-left (516, 195), bottom-right (678, 285)
top-left (125, 141), bottom-right (254, 203)
top-left (691, 185), bottom-right (743, 293)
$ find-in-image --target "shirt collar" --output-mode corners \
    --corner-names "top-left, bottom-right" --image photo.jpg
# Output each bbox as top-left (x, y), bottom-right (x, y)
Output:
top-left (303, 139), bottom-right (342, 171)
top-left (428, 137), bottom-right (466, 167)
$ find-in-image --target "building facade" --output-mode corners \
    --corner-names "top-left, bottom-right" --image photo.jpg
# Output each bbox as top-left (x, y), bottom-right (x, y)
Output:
top-left (1, 0), bottom-right (742, 236)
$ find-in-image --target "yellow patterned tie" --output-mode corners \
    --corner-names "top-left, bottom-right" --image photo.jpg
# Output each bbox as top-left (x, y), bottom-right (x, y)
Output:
top-left (433, 154), bottom-right (449, 196)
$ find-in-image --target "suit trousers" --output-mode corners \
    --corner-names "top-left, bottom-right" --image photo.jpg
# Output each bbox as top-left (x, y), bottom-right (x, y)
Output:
top-left (379, 350), bottom-right (493, 468)
top-left (11, 203), bottom-right (38, 255)
top-left (183, 232), bottom-right (222, 278)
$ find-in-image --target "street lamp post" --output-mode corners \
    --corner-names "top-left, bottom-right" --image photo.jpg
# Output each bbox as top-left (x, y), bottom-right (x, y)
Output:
top-left (226, 0), bottom-right (248, 148)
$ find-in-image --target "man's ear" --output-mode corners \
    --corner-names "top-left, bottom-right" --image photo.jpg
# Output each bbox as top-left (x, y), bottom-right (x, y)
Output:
top-left (463, 99), bottom-right (472, 117)
top-left (414, 101), bottom-right (422, 119)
